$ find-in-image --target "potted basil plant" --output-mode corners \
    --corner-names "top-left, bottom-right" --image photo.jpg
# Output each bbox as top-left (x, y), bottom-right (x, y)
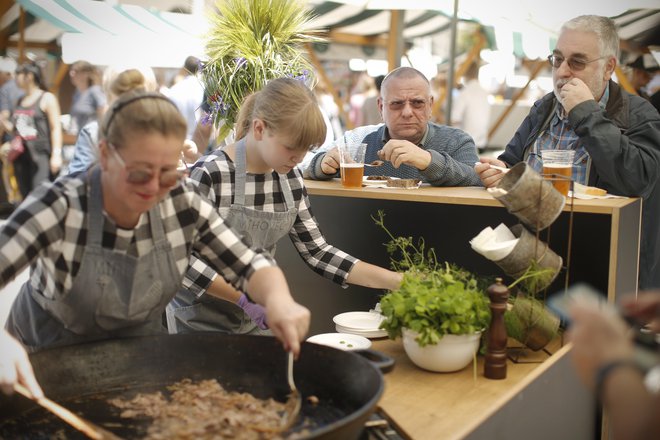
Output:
top-left (374, 211), bottom-right (490, 372)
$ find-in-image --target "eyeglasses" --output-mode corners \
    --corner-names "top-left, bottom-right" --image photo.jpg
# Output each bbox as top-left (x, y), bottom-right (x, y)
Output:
top-left (547, 54), bottom-right (606, 71)
top-left (386, 99), bottom-right (429, 111)
top-left (108, 144), bottom-right (185, 188)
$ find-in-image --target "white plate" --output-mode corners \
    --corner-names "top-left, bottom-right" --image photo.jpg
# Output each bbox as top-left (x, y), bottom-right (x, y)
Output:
top-left (335, 324), bottom-right (388, 339)
top-left (307, 333), bottom-right (372, 351)
top-left (333, 311), bottom-right (385, 331)
top-left (363, 176), bottom-right (388, 186)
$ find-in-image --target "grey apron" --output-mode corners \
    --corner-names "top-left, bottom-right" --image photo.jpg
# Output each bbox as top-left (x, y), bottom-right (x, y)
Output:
top-left (6, 167), bottom-right (181, 352)
top-left (167, 139), bottom-right (298, 334)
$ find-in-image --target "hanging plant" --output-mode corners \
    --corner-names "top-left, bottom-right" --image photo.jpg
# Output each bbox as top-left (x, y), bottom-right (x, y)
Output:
top-left (202, 0), bottom-right (323, 140)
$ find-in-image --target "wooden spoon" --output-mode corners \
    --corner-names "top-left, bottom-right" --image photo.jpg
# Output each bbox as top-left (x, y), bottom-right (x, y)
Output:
top-left (14, 383), bottom-right (122, 440)
top-left (280, 351), bottom-right (301, 431)
top-left (248, 351), bottom-right (301, 434)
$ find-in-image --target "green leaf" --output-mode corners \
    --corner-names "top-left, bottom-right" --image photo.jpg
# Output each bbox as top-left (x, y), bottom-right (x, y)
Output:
top-left (374, 212), bottom-right (491, 344)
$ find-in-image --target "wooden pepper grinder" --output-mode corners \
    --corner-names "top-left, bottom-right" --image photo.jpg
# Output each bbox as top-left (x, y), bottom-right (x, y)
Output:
top-left (485, 278), bottom-right (509, 380)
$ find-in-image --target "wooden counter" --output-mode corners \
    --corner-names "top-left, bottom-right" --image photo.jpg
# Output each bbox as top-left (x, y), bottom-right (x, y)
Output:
top-left (275, 179), bottom-right (641, 334)
top-left (303, 179), bottom-right (641, 301)
top-left (271, 181), bottom-right (614, 439)
top-left (276, 180), bottom-right (641, 335)
top-left (303, 180), bottom-right (637, 215)
top-left (371, 338), bottom-right (594, 440)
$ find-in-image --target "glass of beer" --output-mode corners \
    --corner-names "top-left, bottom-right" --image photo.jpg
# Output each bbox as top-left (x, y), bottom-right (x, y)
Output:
top-left (541, 150), bottom-right (575, 196)
top-left (338, 142), bottom-right (367, 188)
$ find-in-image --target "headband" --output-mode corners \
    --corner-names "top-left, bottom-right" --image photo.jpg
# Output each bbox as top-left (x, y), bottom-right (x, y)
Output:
top-left (103, 92), bottom-right (178, 136)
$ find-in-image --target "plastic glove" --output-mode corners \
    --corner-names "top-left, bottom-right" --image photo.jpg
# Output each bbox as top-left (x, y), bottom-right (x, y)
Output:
top-left (237, 294), bottom-right (268, 330)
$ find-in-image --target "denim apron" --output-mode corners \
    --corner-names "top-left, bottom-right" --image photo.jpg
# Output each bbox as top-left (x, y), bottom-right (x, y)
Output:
top-left (6, 168), bottom-right (181, 352)
top-left (167, 139), bottom-right (297, 334)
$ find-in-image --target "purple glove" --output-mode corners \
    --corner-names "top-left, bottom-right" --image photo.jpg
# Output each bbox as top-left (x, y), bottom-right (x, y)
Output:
top-left (237, 294), bottom-right (268, 330)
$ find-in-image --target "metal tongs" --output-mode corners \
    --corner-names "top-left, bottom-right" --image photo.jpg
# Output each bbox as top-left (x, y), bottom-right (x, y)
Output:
top-left (14, 383), bottom-right (122, 440)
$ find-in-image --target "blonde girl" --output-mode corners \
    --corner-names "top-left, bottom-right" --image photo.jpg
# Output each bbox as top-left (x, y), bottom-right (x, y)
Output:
top-left (169, 78), bottom-right (402, 334)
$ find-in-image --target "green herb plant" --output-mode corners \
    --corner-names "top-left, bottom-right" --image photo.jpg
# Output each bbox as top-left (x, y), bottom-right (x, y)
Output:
top-left (373, 210), bottom-right (490, 347)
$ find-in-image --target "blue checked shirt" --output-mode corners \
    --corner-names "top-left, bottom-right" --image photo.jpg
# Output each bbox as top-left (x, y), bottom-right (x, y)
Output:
top-left (527, 86), bottom-right (610, 185)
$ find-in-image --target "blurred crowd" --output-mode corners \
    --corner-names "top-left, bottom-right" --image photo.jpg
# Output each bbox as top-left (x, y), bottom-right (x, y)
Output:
top-left (0, 47), bottom-right (658, 217)
top-left (0, 55), bottom-right (209, 218)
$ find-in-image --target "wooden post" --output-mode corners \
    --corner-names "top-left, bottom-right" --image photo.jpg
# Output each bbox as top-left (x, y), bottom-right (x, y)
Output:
top-left (487, 60), bottom-right (546, 140)
top-left (614, 65), bottom-right (637, 95)
top-left (17, 6), bottom-right (26, 63)
top-left (432, 31), bottom-right (485, 123)
top-left (51, 62), bottom-right (70, 95)
top-left (485, 277), bottom-right (509, 380)
top-left (305, 42), bottom-right (352, 129)
top-left (387, 10), bottom-right (404, 72)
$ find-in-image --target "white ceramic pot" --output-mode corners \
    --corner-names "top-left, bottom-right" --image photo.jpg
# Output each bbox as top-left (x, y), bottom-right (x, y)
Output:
top-left (402, 328), bottom-right (482, 372)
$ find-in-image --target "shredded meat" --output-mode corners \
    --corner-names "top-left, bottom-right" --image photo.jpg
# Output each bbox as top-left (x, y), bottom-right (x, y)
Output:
top-left (108, 379), bottom-right (307, 439)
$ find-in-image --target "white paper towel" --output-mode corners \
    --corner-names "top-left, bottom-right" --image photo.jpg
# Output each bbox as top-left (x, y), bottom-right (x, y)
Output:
top-left (470, 223), bottom-right (519, 261)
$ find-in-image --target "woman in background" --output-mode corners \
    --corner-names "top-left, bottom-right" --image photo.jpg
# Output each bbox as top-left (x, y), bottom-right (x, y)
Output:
top-left (9, 62), bottom-right (62, 197)
top-left (67, 66), bottom-right (157, 174)
top-left (67, 60), bottom-right (106, 137)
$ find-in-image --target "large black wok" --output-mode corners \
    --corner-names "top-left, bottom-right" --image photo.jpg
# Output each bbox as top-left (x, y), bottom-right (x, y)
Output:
top-left (0, 333), bottom-right (385, 439)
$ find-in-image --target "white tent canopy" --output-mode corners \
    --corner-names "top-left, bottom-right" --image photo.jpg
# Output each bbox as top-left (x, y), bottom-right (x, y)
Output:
top-left (12, 0), bottom-right (208, 67)
top-left (6, 1), bottom-right (659, 68)
top-left (307, 1), bottom-right (660, 60)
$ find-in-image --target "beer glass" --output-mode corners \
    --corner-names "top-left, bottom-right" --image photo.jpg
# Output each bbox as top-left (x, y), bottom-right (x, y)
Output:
top-left (541, 150), bottom-right (575, 196)
top-left (338, 142), bottom-right (367, 188)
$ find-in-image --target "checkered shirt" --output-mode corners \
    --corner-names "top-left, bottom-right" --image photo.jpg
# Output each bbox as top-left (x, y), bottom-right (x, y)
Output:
top-left (182, 149), bottom-right (359, 296)
top-left (0, 174), bottom-right (276, 300)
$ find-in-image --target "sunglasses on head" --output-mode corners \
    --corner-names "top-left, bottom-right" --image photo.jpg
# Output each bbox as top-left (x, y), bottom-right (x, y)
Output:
top-left (547, 54), bottom-right (606, 71)
top-left (108, 143), bottom-right (185, 188)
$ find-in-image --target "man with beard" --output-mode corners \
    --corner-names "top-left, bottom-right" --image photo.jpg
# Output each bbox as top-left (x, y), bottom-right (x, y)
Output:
top-left (475, 15), bottom-right (660, 289)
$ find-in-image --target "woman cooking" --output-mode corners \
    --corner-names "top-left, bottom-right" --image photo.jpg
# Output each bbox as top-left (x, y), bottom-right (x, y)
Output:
top-left (168, 78), bottom-right (402, 334)
top-left (0, 91), bottom-right (310, 399)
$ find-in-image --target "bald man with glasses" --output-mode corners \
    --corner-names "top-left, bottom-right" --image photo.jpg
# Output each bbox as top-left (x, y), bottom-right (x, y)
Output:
top-left (475, 15), bottom-right (660, 290)
top-left (305, 66), bottom-right (481, 186)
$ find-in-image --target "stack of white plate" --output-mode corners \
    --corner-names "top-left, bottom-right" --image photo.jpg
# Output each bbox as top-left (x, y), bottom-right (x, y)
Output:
top-left (332, 311), bottom-right (388, 339)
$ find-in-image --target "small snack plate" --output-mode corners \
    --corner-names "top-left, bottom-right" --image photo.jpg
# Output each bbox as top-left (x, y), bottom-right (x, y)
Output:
top-left (363, 176), bottom-right (389, 186)
top-left (307, 333), bottom-right (372, 351)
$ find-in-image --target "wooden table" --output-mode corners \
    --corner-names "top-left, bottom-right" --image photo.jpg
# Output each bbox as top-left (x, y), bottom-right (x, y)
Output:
top-left (271, 181), bottom-right (624, 439)
top-left (304, 180), bottom-right (641, 300)
top-left (370, 338), bottom-right (595, 440)
top-left (275, 180), bottom-right (641, 335)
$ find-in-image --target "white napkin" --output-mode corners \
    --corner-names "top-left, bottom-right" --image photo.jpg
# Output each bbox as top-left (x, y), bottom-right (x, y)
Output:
top-left (470, 223), bottom-right (519, 261)
top-left (568, 191), bottom-right (628, 200)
